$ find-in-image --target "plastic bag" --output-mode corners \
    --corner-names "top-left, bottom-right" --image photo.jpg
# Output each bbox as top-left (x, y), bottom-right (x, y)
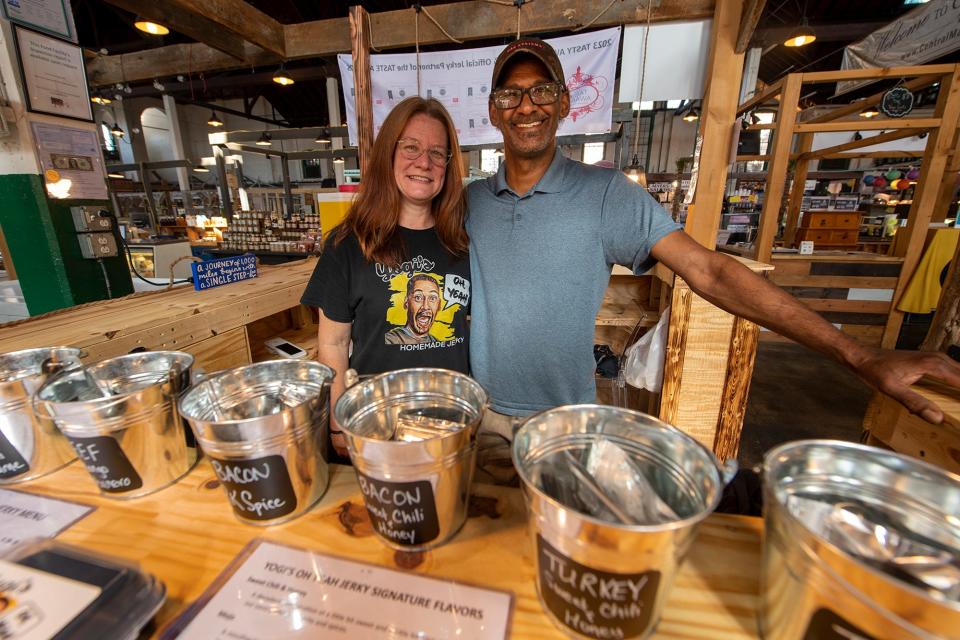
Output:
top-left (623, 306), bottom-right (670, 392)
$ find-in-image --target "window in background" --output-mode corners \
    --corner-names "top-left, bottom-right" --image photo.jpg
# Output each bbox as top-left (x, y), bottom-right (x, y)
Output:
top-left (666, 99), bottom-right (683, 109)
top-left (746, 112), bottom-right (775, 172)
top-left (583, 142), bottom-right (606, 165)
top-left (481, 148), bottom-right (502, 174)
top-left (100, 123), bottom-right (119, 161)
top-left (302, 158), bottom-right (322, 179)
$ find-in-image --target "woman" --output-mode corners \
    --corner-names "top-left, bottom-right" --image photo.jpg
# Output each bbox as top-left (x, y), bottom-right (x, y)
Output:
top-left (301, 97), bottom-right (470, 460)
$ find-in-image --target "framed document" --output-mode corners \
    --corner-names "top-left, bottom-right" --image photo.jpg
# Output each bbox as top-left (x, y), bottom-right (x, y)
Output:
top-left (14, 26), bottom-right (92, 121)
top-left (1, 0), bottom-right (75, 42)
top-left (31, 121), bottom-right (108, 200)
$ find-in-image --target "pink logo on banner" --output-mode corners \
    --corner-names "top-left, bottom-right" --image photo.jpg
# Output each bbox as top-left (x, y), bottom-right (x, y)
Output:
top-left (566, 66), bottom-right (609, 122)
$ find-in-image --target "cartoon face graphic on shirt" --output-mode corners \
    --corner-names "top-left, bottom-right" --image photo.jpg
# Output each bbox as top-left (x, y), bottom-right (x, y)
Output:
top-left (384, 271), bottom-right (466, 345)
top-left (404, 274), bottom-right (441, 337)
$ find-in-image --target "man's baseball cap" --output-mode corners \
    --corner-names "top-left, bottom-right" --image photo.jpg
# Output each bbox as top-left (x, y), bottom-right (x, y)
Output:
top-left (490, 38), bottom-right (566, 89)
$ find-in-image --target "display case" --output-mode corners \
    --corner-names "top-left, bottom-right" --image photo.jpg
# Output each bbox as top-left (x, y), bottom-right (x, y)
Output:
top-left (126, 240), bottom-right (194, 279)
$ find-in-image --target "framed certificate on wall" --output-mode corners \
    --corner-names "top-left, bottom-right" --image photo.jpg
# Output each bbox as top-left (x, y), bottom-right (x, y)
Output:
top-left (2, 0), bottom-right (76, 42)
top-left (14, 26), bottom-right (92, 121)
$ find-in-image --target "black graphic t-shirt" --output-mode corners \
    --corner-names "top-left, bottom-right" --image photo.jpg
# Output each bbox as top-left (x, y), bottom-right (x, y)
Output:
top-left (301, 227), bottom-right (470, 375)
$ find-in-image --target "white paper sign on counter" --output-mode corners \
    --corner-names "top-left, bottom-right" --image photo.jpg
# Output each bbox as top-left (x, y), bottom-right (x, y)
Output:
top-left (174, 539), bottom-right (513, 640)
top-left (0, 489), bottom-right (94, 552)
top-left (0, 560), bottom-right (101, 639)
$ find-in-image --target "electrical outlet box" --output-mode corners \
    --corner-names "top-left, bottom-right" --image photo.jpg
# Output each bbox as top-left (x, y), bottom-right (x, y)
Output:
top-left (70, 206), bottom-right (112, 232)
top-left (78, 232), bottom-right (118, 259)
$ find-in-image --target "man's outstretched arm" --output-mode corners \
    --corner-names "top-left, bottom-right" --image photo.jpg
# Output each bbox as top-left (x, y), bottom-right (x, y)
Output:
top-left (650, 230), bottom-right (960, 424)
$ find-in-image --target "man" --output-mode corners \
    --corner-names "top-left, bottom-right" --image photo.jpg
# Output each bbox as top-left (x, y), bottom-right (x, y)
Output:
top-left (385, 274), bottom-right (442, 345)
top-left (466, 38), bottom-right (960, 478)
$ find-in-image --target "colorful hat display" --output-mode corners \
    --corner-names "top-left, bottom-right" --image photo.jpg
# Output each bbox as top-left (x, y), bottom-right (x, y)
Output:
top-left (863, 175), bottom-right (875, 186)
top-left (906, 167), bottom-right (920, 180)
top-left (872, 176), bottom-right (888, 189)
top-left (885, 169), bottom-right (902, 181)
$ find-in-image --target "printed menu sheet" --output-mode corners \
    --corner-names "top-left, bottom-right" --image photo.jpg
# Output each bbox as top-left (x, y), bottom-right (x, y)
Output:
top-left (170, 539), bottom-right (512, 639)
top-left (0, 489), bottom-right (94, 552)
top-left (0, 560), bottom-right (101, 639)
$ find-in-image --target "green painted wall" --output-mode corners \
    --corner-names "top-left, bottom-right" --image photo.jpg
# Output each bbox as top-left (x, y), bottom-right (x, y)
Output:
top-left (0, 173), bottom-right (133, 316)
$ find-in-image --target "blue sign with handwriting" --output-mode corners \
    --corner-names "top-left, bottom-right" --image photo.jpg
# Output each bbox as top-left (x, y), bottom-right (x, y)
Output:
top-left (192, 254), bottom-right (258, 291)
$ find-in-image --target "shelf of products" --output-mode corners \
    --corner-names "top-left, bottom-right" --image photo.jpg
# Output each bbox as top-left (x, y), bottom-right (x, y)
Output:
top-left (221, 210), bottom-right (321, 253)
top-left (113, 189), bottom-right (220, 221)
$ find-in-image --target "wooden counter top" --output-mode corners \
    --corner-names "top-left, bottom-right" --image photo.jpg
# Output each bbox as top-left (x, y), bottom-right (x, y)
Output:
top-left (719, 245), bottom-right (903, 263)
top-left (0, 259), bottom-right (317, 362)
top-left (18, 462), bottom-right (763, 638)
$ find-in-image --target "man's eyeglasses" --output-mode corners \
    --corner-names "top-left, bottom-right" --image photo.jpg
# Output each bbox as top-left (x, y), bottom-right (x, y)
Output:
top-left (490, 82), bottom-right (565, 110)
top-left (396, 138), bottom-right (452, 166)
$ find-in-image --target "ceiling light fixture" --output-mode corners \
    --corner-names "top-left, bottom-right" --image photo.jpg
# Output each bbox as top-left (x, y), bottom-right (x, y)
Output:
top-left (624, 155), bottom-right (647, 186)
top-left (333, 157), bottom-right (345, 165)
top-left (193, 166), bottom-right (210, 173)
top-left (110, 123), bottom-right (125, 137)
top-left (255, 132), bottom-right (272, 146)
top-left (207, 111), bottom-right (224, 127)
top-left (272, 63), bottom-right (294, 86)
top-left (859, 105), bottom-right (880, 118)
top-left (682, 105), bottom-right (700, 122)
top-left (623, 2), bottom-right (653, 188)
top-left (134, 18), bottom-right (169, 36)
top-left (91, 95), bottom-right (111, 105)
top-left (314, 128), bottom-right (330, 144)
top-left (784, 17), bottom-right (816, 47)
top-left (107, 172), bottom-right (124, 179)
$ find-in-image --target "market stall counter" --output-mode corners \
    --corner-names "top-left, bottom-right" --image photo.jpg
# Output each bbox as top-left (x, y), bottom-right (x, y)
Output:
top-left (0, 259), bottom-right (318, 369)
top-left (16, 461), bottom-right (763, 638)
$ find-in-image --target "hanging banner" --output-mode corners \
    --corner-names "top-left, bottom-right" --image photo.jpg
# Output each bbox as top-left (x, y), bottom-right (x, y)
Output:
top-left (338, 27), bottom-right (620, 147)
top-left (618, 19), bottom-right (713, 102)
top-left (836, 0), bottom-right (960, 96)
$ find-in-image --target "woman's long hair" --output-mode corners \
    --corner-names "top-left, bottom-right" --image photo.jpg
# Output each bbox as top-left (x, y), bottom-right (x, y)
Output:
top-left (332, 97), bottom-right (468, 267)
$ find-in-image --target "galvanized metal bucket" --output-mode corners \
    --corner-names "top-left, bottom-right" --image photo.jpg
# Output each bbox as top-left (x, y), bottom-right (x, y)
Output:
top-left (762, 440), bottom-right (960, 640)
top-left (334, 368), bottom-right (487, 551)
top-left (0, 347), bottom-right (82, 483)
top-left (513, 404), bottom-right (732, 640)
top-left (179, 360), bottom-right (334, 526)
top-left (34, 351), bottom-right (197, 498)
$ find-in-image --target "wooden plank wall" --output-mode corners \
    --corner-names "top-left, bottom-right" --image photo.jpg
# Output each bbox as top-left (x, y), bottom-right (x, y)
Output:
top-left (766, 255), bottom-right (903, 347)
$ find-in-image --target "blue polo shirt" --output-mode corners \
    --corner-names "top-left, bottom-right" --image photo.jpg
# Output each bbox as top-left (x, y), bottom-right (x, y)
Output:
top-left (466, 149), bottom-right (681, 416)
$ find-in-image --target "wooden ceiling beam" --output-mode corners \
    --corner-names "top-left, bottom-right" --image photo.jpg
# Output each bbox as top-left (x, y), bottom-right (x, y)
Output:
top-left (287, 0), bottom-right (714, 57)
top-left (735, 0), bottom-right (766, 54)
top-left (100, 0), bottom-right (246, 60)
top-left (88, 0), bottom-right (716, 86)
top-left (87, 42), bottom-right (278, 87)
top-left (165, 0), bottom-right (285, 57)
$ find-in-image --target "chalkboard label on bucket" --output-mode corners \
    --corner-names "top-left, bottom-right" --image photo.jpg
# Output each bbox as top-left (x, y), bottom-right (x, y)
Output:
top-left (356, 472), bottom-right (440, 546)
top-left (536, 535), bottom-right (660, 640)
top-left (209, 455), bottom-right (297, 521)
top-left (67, 435), bottom-right (143, 493)
top-left (0, 432), bottom-right (30, 479)
top-left (803, 608), bottom-right (876, 640)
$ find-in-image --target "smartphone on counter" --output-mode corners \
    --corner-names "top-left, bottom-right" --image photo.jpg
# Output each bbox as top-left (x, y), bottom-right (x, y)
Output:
top-left (264, 337), bottom-right (307, 359)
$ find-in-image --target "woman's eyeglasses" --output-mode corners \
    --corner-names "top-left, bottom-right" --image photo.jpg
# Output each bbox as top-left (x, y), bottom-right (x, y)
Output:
top-left (396, 138), bottom-right (452, 166)
top-left (490, 82), bottom-right (565, 110)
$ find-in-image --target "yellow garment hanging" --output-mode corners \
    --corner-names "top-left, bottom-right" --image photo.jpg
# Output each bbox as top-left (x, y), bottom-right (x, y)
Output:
top-left (897, 228), bottom-right (960, 314)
